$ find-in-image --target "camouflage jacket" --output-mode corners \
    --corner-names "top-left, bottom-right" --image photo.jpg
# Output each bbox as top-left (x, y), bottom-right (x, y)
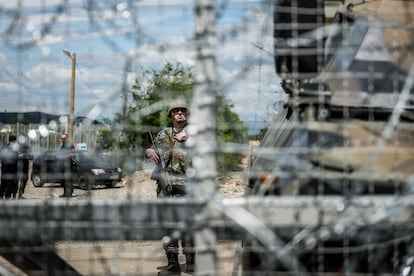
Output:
top-left (155, 126), bottom-right (190, 180)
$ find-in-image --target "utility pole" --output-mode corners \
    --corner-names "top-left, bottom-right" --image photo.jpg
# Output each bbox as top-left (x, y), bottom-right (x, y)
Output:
top-left (63, 49), bottom-right (76, 141)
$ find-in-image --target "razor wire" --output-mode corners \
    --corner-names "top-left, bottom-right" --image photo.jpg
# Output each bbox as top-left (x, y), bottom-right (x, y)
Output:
top-left (1, 0), bottom-right (414, 275)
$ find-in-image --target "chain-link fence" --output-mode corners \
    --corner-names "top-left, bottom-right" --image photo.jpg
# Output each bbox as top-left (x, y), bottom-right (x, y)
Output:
top-left (1, 0), bottom-right (414, 275)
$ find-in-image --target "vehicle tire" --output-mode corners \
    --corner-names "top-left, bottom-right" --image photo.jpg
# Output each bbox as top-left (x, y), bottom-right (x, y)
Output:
top-left (105, 181), bottom-right (118, 188)
top-left (31, 173), bottom-right (44, 187)
top-left (78, 175), bottom-right (95, 190)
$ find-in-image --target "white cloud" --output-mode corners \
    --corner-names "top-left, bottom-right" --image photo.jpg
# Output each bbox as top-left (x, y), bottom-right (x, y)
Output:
top-left (138, 0), bottom-right (193, 6)
top-left (0, 82), bottom-right (19, 92)
top-left (1, 0), bottom-right (72, 9)
top-left (0, 0), bottom-right (275, 131)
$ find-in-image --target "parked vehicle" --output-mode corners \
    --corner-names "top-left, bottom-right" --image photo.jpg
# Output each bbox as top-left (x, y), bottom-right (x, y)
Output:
top-left (31, 150), bottom-right (122, 190)
top-left (243, 0), bottom-right (414, 274)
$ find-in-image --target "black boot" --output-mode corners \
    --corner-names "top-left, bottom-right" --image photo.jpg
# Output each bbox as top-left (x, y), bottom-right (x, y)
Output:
top-left (185, 253), bottom-right (195, 273)
top-left (165, 253), bottom-right (181, 274)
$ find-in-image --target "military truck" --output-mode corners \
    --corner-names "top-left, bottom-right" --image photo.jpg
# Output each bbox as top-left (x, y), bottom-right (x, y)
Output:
top-left (243, 0), bottom-right (414, 274)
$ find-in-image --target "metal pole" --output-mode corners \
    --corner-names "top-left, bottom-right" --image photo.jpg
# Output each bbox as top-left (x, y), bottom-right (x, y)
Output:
top-left (192, 0), bottom-right (218, 274)
top-left (68, 53), bottom-right (76, 141)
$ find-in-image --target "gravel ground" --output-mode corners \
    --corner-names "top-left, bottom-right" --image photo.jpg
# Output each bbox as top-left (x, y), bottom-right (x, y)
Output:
top-left (21, 168), bottom-right (246, 200)
top-left (2, 165), bottom-right (248, 275)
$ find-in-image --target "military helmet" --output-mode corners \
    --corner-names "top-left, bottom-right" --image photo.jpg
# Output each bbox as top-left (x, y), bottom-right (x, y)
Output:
top-left (167, 99), bottom-right (190, 118)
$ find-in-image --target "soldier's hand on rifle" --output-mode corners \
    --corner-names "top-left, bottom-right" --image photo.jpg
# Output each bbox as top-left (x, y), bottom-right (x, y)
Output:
top-left (146, 148), bottom-right (160, 163)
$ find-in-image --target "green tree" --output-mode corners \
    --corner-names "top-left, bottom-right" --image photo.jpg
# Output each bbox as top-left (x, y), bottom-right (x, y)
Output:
top-left (119, 62), bottom-right (194, 149)
top-left (101, 62), bottom-right (248, 173)
top-left (217, 96), bottom-right (249, 171)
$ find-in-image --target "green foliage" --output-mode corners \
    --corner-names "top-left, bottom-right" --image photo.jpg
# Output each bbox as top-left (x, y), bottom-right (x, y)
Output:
top-left (217, 96), bottom-right (248, 172)
top-left (97, 62), bottom-right (248, 174)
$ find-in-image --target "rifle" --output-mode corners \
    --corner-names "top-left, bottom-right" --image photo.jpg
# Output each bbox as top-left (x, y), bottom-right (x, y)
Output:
top-left (149, 132), bottom-right (173, 196)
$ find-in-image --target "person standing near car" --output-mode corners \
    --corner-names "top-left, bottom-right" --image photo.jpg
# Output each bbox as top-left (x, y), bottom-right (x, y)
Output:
top-left (145, 99), bottom-right (195, 274)
top-left (58, 133), bottom-right (75, 198)
top-left (17, 136), bottom-right (33, 199)
top-left (0, 135), bottom-right (20, 199)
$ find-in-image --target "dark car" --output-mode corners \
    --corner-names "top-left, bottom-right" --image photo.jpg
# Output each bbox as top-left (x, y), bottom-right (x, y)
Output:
top-left (31, 150), bottom-right (122, 190)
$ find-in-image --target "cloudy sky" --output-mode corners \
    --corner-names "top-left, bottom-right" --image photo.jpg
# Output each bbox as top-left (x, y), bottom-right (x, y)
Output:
top-left (0, 0), bottom-right (283, 134)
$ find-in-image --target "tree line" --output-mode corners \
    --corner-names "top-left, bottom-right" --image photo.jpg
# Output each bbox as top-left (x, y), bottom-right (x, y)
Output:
top-left (97, 62), bottom-right (249, 174)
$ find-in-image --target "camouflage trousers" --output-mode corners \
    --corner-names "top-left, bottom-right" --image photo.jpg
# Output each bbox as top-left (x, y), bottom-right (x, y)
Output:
top-left (156, 174), bottom-right (187, 198)
top-left (157, 177), bottom-right (194, 256)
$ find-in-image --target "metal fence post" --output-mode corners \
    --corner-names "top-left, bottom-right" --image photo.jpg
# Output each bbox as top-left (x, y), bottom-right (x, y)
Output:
top-left (191, 0), bottom-right (218, 274)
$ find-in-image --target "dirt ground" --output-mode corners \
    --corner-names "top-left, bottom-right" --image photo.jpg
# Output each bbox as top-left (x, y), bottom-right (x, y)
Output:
top-left (1, 167), bottom-right (248, 275)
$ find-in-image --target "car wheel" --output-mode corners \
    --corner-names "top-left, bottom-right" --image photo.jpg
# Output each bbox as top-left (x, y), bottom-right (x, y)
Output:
top-left (106, 181), bottom-right (118, 188)
top-left (31, 173), bottom-right (44, 187)
top-left (78, 175), bottom-right (95, 190)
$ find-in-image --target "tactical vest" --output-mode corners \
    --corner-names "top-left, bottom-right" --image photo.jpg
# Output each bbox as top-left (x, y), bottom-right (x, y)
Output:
top-left (156, 126), bottom-right (190, 176)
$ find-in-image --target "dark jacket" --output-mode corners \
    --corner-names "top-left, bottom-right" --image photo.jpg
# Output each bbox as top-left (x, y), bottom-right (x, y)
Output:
top-left (0, 143), bottom-right (19, 179)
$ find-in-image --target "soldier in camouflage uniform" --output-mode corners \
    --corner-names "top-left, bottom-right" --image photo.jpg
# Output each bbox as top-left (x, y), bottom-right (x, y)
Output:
top-left (146, 99), bottom-right (194, 274)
